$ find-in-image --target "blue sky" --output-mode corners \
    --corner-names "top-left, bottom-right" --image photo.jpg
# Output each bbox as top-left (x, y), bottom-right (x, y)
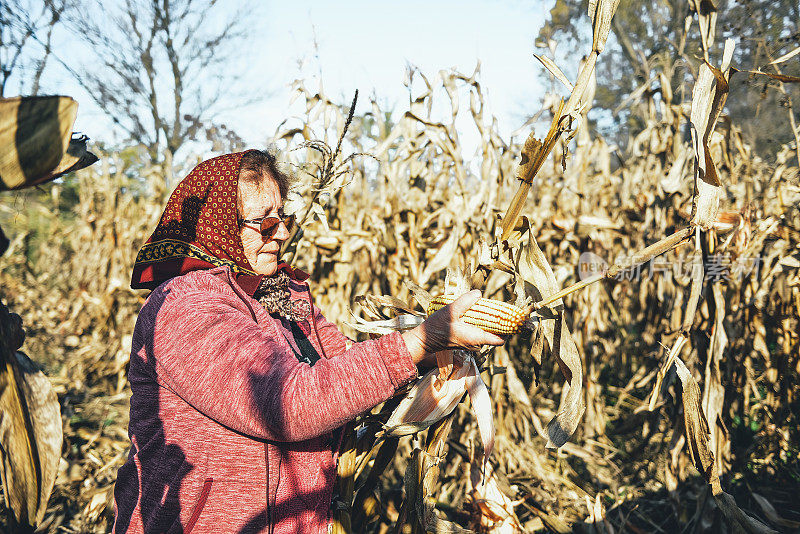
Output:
top-left (229, 1), bottom-right (549, 145)
top-left (13, 1), bottom-right (553, 156)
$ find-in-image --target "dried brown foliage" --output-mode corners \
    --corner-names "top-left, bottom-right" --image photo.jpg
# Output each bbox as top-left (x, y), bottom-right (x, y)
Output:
top-left (2, 14), bottom-right (800, 534)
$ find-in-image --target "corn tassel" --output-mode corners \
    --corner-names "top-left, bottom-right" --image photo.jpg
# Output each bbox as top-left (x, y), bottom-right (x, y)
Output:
top-left (426, 295), bottom-right (527, 335)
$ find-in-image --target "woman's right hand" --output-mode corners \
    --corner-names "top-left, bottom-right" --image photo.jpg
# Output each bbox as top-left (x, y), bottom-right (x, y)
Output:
top-left (401, 290), bottom-right (505, 367)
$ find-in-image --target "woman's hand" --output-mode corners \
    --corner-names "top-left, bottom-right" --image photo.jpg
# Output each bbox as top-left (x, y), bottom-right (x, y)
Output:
top-left (401, 290), bottom-right (505, 367)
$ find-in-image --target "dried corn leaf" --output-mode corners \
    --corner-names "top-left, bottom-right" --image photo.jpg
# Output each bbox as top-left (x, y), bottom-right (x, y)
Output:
top-left (583, 493), bottom-right (612, 532)
top-left (0, 225), bottom-right (8, 256)
top-left (0, 349), bottom-right (62, 528)
top-left (588, 0), bottom-right (620, 53)
top-left (345, 313), bottom-right (424, 335)
top-left (533, 54), bottom-right (573, 92)
top-left (330, 425), bottom-right (357, 534)
top-left (613, 75), bottom-right (657, 116)
top-left (682, 242), bottom-right (705, 332)
top-left (701, 282), bottom-right (729, 476)
top-left (403, 448), bottom-right (472, 534)
top-left (443, 267), bottom-right (472, 297)
top-left (516, 223), bottom-right (584, 448)
top-left (673, 356), bottom-right (775, 533)
top-left (36, 135), bottom-right (98, 187)
top-left (690, 0), bottom-right (718, 59)
top-left (648, 334), bottom-right (688, 411)
top-left (385, 350), bottom-right (494, 463)
top-left (503, 355), bottom-right (532, 408)
top-left (750, 493), bottom-right (800, 530)
top-left (515, 222), bottom-right (562, 311)
top-left (352, 437), bottom-right (399, 527)
top-left (713, 491), bottom-right (777, 534)
top-left (468, 460), bottom-right (524, 534)
top-left (465, 359), bottom-right (494, 459)
top-left (405, 281), bottom-right (434, 312)
top-left (515, 135), bottom-right (543, 186)
top-left (355, 294), bottom-right (422, 318)
top-left (689, 117), bottom-right (720, 224)
top-left (730, 68), bottom-right (800, 84)
top-left (689, 40), bottom-right (734, 228)
top-left (544, 318), bottom-right (584, 449)
top-left (661, 145), bottom-right (690, 194)
top-left (530, 326), bottom-right (545, 373)
top-left (768, 46), bottom-right (800, 65)
top-left (673, 356), bottom-right (714, 482)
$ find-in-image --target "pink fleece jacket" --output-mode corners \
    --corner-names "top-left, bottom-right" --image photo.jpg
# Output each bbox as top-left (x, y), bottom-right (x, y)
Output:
top-left (112, 266), bottom-right (418, 534)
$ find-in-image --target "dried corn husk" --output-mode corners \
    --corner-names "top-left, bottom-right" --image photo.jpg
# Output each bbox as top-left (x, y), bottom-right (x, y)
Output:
top-left (468, 459), bottom-right (524, 534)
top-left (384, 350), bottom-right (494, 460)
top-left (0, 344), bottom-right (62, 528)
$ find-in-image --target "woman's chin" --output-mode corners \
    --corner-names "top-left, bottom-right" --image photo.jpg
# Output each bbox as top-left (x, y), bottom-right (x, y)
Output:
top-left (255, 255), bottom-right (278, 275)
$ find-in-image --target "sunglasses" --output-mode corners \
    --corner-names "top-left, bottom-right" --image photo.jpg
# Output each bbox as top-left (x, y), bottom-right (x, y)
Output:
top-left (238, 213), bottom-right (295, 238)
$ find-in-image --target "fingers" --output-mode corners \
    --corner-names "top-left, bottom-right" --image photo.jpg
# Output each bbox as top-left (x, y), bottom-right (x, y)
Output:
top-left (447, 289), bottom-right (482, 319)
top-left (414, 290), bottom-right (509, 356)
top-left (454, 322), bottom-right (504, 350)
top-left (478, 330), bottom-right (505, 346)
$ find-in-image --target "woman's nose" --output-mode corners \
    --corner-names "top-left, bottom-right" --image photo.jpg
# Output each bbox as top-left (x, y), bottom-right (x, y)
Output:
top-left (273, 220), bottom-right (291, 241)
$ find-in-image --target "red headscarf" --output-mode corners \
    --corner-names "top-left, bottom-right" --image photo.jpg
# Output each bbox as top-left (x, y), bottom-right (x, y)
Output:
top-left (131, 150), bottom-right (305, 295)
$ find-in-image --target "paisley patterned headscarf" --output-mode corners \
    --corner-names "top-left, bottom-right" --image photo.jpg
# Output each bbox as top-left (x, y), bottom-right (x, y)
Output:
top-left (131, 150), bottom-right (309, 320)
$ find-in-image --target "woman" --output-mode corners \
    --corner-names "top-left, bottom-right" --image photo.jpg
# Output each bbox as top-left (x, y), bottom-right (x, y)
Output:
top-left (113, 149), bottom-right (503, 534)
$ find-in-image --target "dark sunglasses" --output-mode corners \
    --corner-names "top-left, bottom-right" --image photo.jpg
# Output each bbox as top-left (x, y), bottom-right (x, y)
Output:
top-left (238, 213), bottom-right (295, 238)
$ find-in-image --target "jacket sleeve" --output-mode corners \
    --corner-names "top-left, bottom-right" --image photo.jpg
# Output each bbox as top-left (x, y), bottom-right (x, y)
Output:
top-left (311, 304), bottom-right (353, 358)
top-left (151, 287), bottom-right (417, 442)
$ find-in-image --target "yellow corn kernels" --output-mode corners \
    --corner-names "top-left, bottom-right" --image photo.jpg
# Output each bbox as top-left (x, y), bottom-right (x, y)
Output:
top-left (426, 295), bottom-right (527, 335)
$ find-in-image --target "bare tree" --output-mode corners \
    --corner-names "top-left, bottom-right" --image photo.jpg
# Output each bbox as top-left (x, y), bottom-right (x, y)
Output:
top-left (0, 0), bottom-right (71, 97)
top-left (75, 0), bottom-right (252, 164)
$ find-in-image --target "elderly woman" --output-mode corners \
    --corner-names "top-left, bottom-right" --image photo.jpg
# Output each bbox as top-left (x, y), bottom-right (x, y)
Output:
top-left (112, 149), bottom-right (503, 534)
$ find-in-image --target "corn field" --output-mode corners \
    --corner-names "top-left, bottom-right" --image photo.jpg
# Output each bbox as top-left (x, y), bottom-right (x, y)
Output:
top-left (2, 4), bottom-right (800, 533)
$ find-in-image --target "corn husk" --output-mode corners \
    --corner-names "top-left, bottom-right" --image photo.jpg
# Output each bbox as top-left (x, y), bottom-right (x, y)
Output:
top-left (384, 350), bottom-right (494, 461)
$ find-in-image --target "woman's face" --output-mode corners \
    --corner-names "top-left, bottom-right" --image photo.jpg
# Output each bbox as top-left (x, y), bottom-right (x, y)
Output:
top-left (238, 173), bottom-right (291, 276)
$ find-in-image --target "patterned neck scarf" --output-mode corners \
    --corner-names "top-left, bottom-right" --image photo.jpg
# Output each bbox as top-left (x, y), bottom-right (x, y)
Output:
top-left (130, 150), bottom-right (310, 319)
top-left (253, 271), bottom-right (311, 322)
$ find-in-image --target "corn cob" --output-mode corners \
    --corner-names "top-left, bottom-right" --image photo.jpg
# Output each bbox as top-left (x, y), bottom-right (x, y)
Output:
top-left (426, 295), bottom-right (527, 335)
